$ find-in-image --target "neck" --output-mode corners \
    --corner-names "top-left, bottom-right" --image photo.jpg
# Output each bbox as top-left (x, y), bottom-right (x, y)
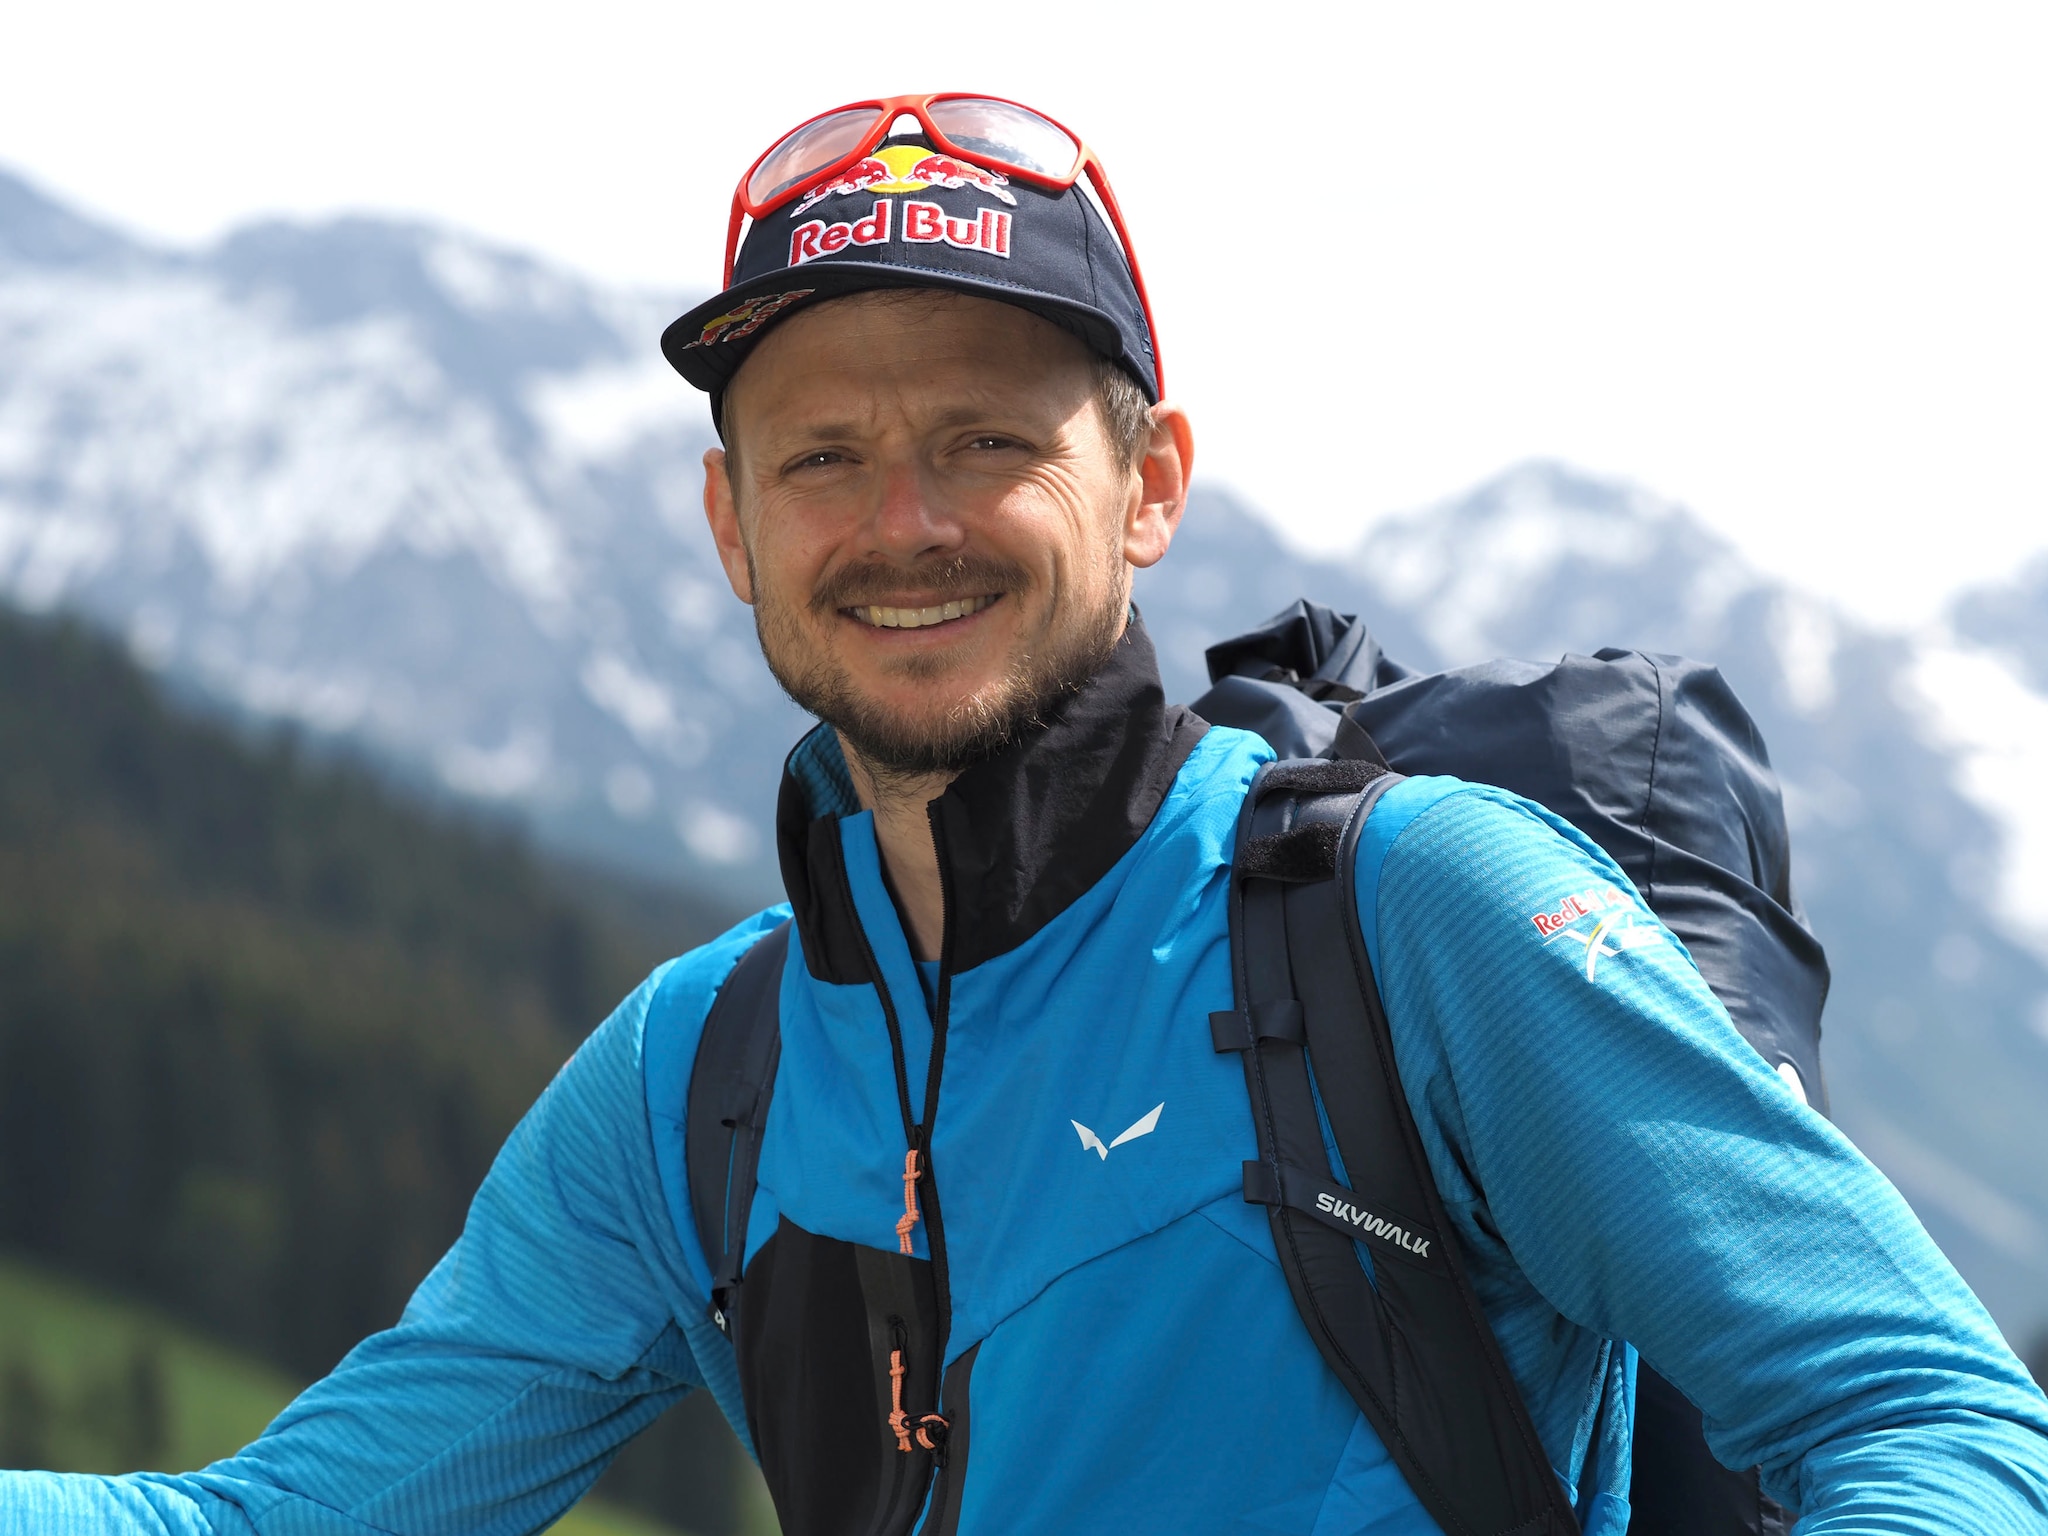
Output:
top-left (841, 740), bottom-right (955, 962)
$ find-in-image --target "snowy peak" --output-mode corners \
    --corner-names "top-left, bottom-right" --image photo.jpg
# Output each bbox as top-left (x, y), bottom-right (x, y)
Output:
top-left (2, 254), bottom-right (573, 605)
top-left (1346, 459), bottom-right (1867, 738)
top-left (0, 166), bottom-right (158, 272)
top-left (209, 216), bottom-right (647, 409)
top-left (1357, 461), bottom-right (1768, 665)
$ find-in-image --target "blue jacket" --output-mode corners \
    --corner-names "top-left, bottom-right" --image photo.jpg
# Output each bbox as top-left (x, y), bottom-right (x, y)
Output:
top-left (5, 624), bottom-right (2046, 1535)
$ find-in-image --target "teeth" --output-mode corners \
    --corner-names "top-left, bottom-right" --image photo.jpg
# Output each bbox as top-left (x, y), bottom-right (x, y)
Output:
top-left (853, 595), bottom-right (995, 629)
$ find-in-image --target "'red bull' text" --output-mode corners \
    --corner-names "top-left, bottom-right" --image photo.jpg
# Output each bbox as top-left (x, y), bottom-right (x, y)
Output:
top-left (1530, 884), bottom-right (1632, 938)
top-left (790, 200), bottom-right (1013, 267)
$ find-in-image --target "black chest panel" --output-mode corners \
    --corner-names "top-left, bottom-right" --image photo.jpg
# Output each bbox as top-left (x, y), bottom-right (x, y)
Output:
top-left (737, 1217), bottom-right (953, 1536)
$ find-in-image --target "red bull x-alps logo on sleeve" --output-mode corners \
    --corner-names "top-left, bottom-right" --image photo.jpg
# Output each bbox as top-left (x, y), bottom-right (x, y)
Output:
top-left (1531, 883), bottom-right (1667, 982)
top-left (787, 144), bottom-right (1015, 267)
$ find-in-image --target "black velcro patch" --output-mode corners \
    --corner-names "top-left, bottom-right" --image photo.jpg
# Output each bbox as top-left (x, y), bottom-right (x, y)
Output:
top-left (1238, 822), bottom-right (1341, 883)
top-left (1260, 758), bottom-right (1384, 794)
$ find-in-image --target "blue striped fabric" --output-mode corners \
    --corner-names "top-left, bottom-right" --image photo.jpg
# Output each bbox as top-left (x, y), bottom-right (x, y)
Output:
top-left (1359, 776), bottom-right (2048, 1530)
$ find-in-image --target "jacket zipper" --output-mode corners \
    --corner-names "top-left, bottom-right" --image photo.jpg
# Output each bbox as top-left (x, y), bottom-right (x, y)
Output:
top-left (900, 803), bottom-right (961, 1533)
top-left (918, 800), bottom-right (958, 1352)
top-left (848, 799), bottom-right (960, 1526)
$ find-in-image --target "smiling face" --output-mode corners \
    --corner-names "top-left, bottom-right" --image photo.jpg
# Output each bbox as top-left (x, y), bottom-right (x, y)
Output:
top-left (703, 290), bottom-right (1189, 778)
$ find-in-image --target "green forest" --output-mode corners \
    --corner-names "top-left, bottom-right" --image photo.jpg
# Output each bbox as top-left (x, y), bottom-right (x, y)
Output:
top-left (0, 603), bottom-right (770, 1533)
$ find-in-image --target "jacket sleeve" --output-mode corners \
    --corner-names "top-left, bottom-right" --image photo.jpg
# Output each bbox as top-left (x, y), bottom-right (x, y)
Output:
top-left (0, 960), bottom-right (717, 1536)
top-left (1359, 778), bottom-right (2048, 1533)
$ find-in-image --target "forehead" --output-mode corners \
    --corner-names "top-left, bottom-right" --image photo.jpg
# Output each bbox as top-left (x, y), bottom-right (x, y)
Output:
top-left (725, 290), bottom-right (1095, 435)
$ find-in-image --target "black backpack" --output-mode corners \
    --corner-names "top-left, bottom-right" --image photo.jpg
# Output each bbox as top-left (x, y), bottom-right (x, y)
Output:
top-left (687, 600), bottom-right (1826, 1536)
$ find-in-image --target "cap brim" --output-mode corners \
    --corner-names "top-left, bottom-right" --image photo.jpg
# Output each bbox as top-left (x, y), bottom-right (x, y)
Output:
top-left (661, 263), bottom-right (1139, 403)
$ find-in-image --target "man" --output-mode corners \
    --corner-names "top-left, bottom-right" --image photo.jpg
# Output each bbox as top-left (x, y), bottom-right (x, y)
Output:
top-left (4, 92), bottom-right (2046, 1536)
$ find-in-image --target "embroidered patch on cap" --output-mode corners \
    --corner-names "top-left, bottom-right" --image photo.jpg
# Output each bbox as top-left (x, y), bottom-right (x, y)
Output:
top-left (681, 289), bottom-right (817, 350)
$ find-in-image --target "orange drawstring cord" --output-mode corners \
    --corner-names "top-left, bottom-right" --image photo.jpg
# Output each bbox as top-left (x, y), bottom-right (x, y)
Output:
top-left (886, 1345), bottom-right (949, 1455)
top-left (895, 1148), bottom-right (922, 1255)
top-left (888, 1348), bottom-right (912, 1452)
top-left (886, 1151), bottom-right (945, 1457)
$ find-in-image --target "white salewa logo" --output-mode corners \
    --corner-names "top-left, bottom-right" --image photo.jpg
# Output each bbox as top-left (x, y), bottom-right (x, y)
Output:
top-left (1071, 1103), bottom-right (1164, 1160)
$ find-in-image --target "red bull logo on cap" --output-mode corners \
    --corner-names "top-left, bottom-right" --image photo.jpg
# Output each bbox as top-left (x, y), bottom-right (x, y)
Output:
top-left (791, 143), bottom-right (1018, 216)
top-left (681, 288), bottom-right (816, 350)
top-left (789, 200), bottom-right (1011, 267)
top-left (786, 142), bottom-right (1018, 268)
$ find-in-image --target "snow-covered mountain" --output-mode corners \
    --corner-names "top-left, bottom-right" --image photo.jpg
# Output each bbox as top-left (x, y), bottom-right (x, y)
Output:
top-left (4, 166), bottom-right (2046, 1344)
top-left (0, 167), bottom-right (803, 899)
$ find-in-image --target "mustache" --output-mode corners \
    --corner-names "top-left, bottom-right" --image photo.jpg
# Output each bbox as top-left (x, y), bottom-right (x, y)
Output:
top-left (810, 554), bottom-right (1030, 614)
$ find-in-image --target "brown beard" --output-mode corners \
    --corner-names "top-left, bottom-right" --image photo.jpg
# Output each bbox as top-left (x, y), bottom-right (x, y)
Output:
top-left (751, 548), bottom-right (1129, 779)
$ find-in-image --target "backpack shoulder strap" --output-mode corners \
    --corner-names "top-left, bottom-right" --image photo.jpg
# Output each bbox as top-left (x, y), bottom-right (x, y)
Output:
top-left (1214, 760), bottom-right (1579, 1536)
top-left (685, 919), bottom-right (791, 1338)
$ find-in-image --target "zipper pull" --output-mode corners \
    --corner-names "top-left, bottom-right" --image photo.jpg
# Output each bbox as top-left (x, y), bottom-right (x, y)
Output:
top-left (895, 1145), bottom-right (923, 1255)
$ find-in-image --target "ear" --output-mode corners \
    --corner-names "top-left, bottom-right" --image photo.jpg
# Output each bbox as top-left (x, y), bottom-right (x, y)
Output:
top-left (702, 446), bottom-right (755, 604)
top-left (1123, 402), bottom-right (1195, 570)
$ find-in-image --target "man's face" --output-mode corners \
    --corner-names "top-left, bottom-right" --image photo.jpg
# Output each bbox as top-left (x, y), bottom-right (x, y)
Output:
top-left (703, 291), bottom-right (1185, 776)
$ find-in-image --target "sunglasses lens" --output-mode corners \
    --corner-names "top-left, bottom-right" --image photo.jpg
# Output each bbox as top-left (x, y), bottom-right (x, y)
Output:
top-left (746, 106), bottom-right (883, 208)
top-left (926, 98), bottom-right (1081, 180)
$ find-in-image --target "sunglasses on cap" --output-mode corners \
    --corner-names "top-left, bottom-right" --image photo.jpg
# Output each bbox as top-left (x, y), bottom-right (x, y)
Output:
top-left (724, 93), bottom-right (1164, 392)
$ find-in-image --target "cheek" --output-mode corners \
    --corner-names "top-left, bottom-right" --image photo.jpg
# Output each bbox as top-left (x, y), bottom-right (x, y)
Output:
top-left (1006, 473), bottom-right (1125, 577)
top-left (1056, 494), bottom-right (1131, 587)
top-left (747, 510), bottom-right (834, 611)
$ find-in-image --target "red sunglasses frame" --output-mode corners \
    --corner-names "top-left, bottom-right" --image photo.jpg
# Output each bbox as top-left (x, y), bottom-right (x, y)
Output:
top-left (722, 92), bottom-right (1164, 393)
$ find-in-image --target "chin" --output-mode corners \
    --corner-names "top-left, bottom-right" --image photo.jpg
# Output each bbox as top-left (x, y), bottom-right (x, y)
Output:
top-left (857, 682), bottom-right (1003, 736)
top-left (839, 636), bottom-right (1013, 695)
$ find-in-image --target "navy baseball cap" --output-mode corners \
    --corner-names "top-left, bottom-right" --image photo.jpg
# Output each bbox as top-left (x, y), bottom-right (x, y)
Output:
top-left (661, 133), bottom-right (1159, 427)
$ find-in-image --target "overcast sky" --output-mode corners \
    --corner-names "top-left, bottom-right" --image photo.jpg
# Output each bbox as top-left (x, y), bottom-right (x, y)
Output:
top-left (6, 1), bottom-right (2044, 630)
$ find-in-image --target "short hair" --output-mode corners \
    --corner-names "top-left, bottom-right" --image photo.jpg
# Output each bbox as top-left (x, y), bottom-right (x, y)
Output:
top-left (1091, 351), bottom-right (1154, 472)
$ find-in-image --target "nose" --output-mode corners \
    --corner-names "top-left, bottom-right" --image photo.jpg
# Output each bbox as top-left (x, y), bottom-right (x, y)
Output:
top-left (864, 460), bottom-right (965, 563)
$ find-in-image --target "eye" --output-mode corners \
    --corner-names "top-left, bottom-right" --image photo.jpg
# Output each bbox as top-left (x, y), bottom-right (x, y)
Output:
top-left (784, 447), bottom-right (851, 473)
top-left (965, 433), bottom-right (1025, 452)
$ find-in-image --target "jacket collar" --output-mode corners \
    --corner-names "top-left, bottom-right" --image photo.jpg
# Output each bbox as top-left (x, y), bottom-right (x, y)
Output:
top-left (776, 614), bottom-right (1207, 983)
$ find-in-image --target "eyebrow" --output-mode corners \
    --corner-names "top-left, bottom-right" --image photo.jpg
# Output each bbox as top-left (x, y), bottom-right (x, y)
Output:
top-left (781, 421), bottom-right (862, 444)
top-left (784, 400), bottom-right (1046, 444)
top-left (924, 402), bottom-right (1030, 431)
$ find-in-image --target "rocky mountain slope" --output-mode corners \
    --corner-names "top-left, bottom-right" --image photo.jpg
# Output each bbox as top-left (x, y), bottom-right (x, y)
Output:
top-left (4, 166), bottom-right (2045, 1344)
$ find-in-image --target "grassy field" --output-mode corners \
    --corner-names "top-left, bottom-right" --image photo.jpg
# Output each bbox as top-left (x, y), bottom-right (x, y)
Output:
top-left (0, 1253), bottom-right (686, 1535)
